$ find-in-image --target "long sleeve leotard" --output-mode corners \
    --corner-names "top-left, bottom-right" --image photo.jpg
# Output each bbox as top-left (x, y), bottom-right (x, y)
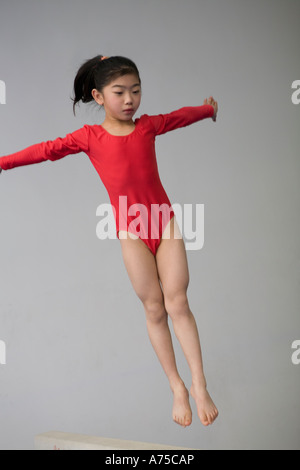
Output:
top-left (0, 104), bottom-right (214, 255)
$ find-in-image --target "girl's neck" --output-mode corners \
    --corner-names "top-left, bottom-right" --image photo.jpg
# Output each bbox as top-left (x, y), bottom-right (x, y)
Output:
top-left (101, 117), bottom-right (136, 136)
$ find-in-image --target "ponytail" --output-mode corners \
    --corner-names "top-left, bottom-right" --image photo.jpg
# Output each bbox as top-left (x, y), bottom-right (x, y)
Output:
top-left (72, 55), bottom-right (141, 115)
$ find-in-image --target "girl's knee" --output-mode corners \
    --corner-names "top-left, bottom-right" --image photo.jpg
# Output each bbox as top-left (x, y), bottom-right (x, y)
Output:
top-left (143, 298), bottom-right (166, 324)
top-left (164, 290), bottom-right (190, 319)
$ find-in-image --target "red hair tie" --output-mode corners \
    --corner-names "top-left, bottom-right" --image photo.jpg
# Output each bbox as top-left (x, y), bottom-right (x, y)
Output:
top-left (101, 56), bottom-right (109, 61)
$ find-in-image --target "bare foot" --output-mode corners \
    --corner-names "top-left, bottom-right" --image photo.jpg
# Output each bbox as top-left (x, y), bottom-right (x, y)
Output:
top-left (190, 384), bottom-right (218, 426)
top-left (171, 382), bottom-right (192, 427)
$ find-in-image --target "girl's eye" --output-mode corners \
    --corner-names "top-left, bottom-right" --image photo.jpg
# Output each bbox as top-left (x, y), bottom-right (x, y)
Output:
top-left (114, 90), bottom-right (140, 96)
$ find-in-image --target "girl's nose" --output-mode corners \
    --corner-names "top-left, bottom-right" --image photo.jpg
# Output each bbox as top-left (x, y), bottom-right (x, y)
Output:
top-left (124, 93), bottom-right (133, 105)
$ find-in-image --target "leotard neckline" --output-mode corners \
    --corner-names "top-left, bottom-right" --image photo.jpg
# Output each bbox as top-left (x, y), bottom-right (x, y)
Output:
top-left (99, 121), bottom-right (138, 138)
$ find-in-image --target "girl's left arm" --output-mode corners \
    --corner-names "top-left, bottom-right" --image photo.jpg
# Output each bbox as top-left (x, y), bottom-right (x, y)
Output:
top-left (147, 97), bottom-right (218, 136)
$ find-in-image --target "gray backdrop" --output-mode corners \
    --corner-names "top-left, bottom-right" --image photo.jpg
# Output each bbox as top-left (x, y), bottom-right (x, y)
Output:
top-left (0, 0), bottom-right (299, 450)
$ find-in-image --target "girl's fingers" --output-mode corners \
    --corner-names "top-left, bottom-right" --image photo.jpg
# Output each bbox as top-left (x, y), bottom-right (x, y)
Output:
top-left (204, 96), bottom-right (218, 122)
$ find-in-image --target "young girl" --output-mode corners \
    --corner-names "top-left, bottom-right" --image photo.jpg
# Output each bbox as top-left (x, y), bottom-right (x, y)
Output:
top-left (0, 55), bottom-right (218, 428)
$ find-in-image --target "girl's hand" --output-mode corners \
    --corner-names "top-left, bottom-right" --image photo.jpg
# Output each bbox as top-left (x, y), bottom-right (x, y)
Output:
top-left (204, 96), bottom-right (218, 122)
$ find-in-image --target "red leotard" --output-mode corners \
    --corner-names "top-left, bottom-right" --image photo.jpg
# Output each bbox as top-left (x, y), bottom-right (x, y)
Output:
top-left (0, 105), bottom-right (214, 255)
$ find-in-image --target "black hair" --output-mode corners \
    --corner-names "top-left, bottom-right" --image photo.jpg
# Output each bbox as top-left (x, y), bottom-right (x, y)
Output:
top-left (72, 55), bottom-right (141, 115)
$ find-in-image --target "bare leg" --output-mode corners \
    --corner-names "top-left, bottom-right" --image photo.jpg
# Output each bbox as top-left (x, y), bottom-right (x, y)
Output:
top-left (156, 218), bottom-right (219, 426)
top-left (119, 231), bottom-right (192, 427)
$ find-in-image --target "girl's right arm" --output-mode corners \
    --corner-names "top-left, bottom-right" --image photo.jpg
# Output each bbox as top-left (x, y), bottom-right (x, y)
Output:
top-left (0, 126), bottom-right (89, 172)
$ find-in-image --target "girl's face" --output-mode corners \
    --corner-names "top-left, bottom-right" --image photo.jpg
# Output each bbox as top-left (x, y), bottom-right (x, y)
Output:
top-left (94, 74), bottom-right (142, 122)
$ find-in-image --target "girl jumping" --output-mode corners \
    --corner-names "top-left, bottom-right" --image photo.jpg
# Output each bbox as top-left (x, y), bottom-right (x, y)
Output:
top-left (0, 55), bottom-right (219, 427)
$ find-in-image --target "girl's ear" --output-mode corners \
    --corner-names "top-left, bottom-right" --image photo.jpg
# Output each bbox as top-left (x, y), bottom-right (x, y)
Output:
top-left (92, 88), bottom-right (104, 106)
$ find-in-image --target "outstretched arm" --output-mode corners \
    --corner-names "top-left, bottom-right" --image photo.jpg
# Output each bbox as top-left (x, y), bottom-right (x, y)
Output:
top-left (147, 96), bottom-right (219, 136)
top-left (0, 126), bottom-right (89, 172)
